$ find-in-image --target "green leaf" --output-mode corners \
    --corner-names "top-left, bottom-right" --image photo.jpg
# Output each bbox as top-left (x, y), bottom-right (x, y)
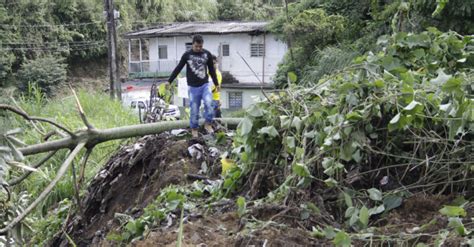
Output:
top-left (340, 142), bottom-right (355, 162)
top-left (368, 205), bottom-right (385, 215)
top-left (359, 206), bottom-right (369, 227)
top-left (333, 231), bottom-right (351, 247)
top-left (291, 117), bottom-right (303, 132)
top-left (416, 243), bottom-right (429, 247)
top-left (323, 226), bottom-right (336, 239)
top-left (238, 118), bottom-right (253, 136)
top-left (292, 163), bottom-right (310, 177)
top-left (430, 69), bottom-right (451, 85)
top-left (442, 77), bottom-right (462, 93)
top-left (343, 192), bottom-right (353, 208)
top-left (389, 113), bottom-right (401, 125)
top-left (345, 112), bottom-right (362, 121)
top-left (285, 136), bottom-right (296, 150)
top-left (288, 72), bottom-right (297, 83)
top-left (345, 207), bottom-right (356, 218)
top-left (311, 226), bottom-right (325, 238)
top-left (403, 100), bottom-right (422, 111)
top-left (280, 115), bottom-right (291, 129)
top-left (324, 178), bottom-right (338, 187)
top-left (383, 195), bottom-right (403, 211)
top-left (247, 104), bottom-right (264, 117)
top-left (349, 209), bottom-right (359, 226)
top-left (448, 217), bottom-right (469, 236)
top-left (381, 56), bottom-right (406, 73)
top-left (257, 126), bottom-right (279, 137)
top-left (352, 149), bottom-right (362, 163)
top-left (367, 188), bottom-right (383, 201)
top-left (373, 80), bottom-right (385, 88)
top-left (439, 205), bottom-right (467, 217)
top-left (432, 0), bottom-right (448, 17)
top-left (405, 33), bottom-right (430, 48)
top-left (236, 196), bottom-right (246, 217)
top-left (158, 83), bottom-right (167, 97)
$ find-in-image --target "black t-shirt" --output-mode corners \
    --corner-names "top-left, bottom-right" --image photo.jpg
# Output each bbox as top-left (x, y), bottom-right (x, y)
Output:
top-left (168, 49), bottom-right (218, 87)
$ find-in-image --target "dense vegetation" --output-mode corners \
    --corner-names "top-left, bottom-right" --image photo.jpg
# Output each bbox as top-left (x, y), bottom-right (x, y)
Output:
top-left (0, 0), bottom-right (473, 245)
top-left (0, 0), bottom-right (284, 91)
top-left (270, 0), bottom-right (474, 87)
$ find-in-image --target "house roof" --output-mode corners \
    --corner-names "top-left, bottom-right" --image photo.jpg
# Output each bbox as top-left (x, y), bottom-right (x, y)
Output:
top-left (124, 21), bottom-right (268, 39)
top-left (221, 83), bottom-right (275, 89)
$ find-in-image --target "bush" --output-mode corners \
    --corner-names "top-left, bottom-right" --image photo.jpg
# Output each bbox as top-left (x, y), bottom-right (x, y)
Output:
top-left (17, 56), bottom-right (67, 97)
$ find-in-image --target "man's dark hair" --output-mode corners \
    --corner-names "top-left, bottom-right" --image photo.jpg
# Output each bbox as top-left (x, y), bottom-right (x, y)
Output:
top-left (212, 55), bottom-right (217, 61)
top-left (192, 34), bottom-right (204, 44)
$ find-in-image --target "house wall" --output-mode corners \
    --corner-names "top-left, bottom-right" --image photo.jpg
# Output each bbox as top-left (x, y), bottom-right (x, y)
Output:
top-left (172, 88), bottom-right (267, 110)
top-left (145, 33), bottom-right (287, 84)
top-left (220, 88), bottom-right (266, 109)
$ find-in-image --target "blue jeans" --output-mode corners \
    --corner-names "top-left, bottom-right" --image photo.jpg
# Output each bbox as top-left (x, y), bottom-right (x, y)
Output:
top-left (189, 83), bottom-right (213, 129)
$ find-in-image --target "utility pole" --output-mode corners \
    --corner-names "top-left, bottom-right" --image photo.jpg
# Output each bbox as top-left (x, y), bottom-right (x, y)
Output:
top-left (105, 0), bottom-right (121, 100)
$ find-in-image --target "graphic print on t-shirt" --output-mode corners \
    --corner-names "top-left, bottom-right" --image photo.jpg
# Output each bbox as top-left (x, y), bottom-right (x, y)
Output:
top-left (187, 53), bottom-right (208, 79)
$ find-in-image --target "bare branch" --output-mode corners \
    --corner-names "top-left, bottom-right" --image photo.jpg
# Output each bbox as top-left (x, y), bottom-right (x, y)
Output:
top-left (71, 161), bottom-right (83, 216)
top-left (43, 130), bottom-right (68, 141)
top-left (19, 118), bottom-right (243, 156)
top-left (78, 148), bottom-right (93, 186)
top-left (10, 97), bottom-right (46, 136)
top-left (70, 85), bottom-right (94, 130)
top-left (8, 150), bottom-right (58, 186)
top-left (0, 104), bottom-right (75, 137)
top-left (0, 142), bottom-right (85, 235)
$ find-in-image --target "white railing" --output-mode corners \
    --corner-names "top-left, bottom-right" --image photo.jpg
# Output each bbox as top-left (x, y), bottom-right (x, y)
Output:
top-left (129, 60), bottom-right (182, 76)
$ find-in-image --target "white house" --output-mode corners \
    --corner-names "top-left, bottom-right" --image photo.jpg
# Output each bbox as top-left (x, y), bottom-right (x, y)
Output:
top-left (123, 21), bottom-right (287, 109)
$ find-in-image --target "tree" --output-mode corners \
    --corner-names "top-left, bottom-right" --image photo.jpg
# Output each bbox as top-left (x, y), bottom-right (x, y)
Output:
top-left (0, 92), bottom-right (242, 236)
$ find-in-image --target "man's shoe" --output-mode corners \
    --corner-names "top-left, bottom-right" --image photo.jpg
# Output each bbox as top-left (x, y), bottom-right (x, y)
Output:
top-left (191, 129), bottom-right (199, 138)
top-left (204, 123), bottom-right (214, 134)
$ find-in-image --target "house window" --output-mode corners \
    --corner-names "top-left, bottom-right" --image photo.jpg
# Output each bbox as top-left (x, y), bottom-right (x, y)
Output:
top-left (130, 39), bottom-right (149, 61)
top-left (141, 39), bottom-right (150, 60)
top-left (158, 45), bottom-right (168, 59)
top-left (222, 44), bottom-right (230, 56)
top-left (250, 43), bottom-right (265, 57)
top-left (228, 92), bottom-right (243, 109)
top-left (185, 42), bottom-right (192, 51)
top-left (130, 39), bottom-right (140, 61)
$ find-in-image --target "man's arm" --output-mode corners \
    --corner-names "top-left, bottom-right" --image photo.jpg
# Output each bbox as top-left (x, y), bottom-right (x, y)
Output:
top-left (168, 53), bottom-right (187, 83)
top-left (207, 52), bottom-right (219, 87)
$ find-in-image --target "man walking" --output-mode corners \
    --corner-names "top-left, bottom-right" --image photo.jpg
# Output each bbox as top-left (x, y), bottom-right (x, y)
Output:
top-left (168, 35), bottom-right (219, 138)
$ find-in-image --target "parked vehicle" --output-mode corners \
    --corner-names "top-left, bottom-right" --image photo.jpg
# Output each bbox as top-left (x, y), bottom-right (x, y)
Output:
top-left (123, 88), bottom-right (180, 122)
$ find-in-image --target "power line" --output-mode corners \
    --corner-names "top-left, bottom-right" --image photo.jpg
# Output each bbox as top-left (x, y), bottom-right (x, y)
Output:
top-left (2, 40), bottom-right (106, 45)
top-left (0, 43), bottom-right (107, 51)
top-left (0, 21), bottom-right (103, 28)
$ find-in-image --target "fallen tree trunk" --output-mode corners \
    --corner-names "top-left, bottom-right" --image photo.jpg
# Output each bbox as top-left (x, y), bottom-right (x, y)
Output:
top-left (19, 118), bottom-right (243, 156)
top-left (0, 118), bottom-right (243, 235)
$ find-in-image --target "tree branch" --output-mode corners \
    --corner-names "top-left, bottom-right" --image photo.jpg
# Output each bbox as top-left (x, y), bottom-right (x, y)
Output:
top-left (71, 161), bottom-right (83, 216)
top-left (78, 148), bottom-right (93, 186)
top-left (70, 86), bottom-right (94, 130)
top-left (10, 97), bottom-right (46, 136)
top-left (19, 118), bottom-right (243, 156)
top-left (7, 150), bottom-right (58, 186)
top-left (0, 104), bottom-right (75, 137)
top-left (0, 142), bottom-right (85, 235)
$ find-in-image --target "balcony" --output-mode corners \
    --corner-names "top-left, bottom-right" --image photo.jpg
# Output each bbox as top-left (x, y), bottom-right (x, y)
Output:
top-left (128, 60), bottom-right (183, 78)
